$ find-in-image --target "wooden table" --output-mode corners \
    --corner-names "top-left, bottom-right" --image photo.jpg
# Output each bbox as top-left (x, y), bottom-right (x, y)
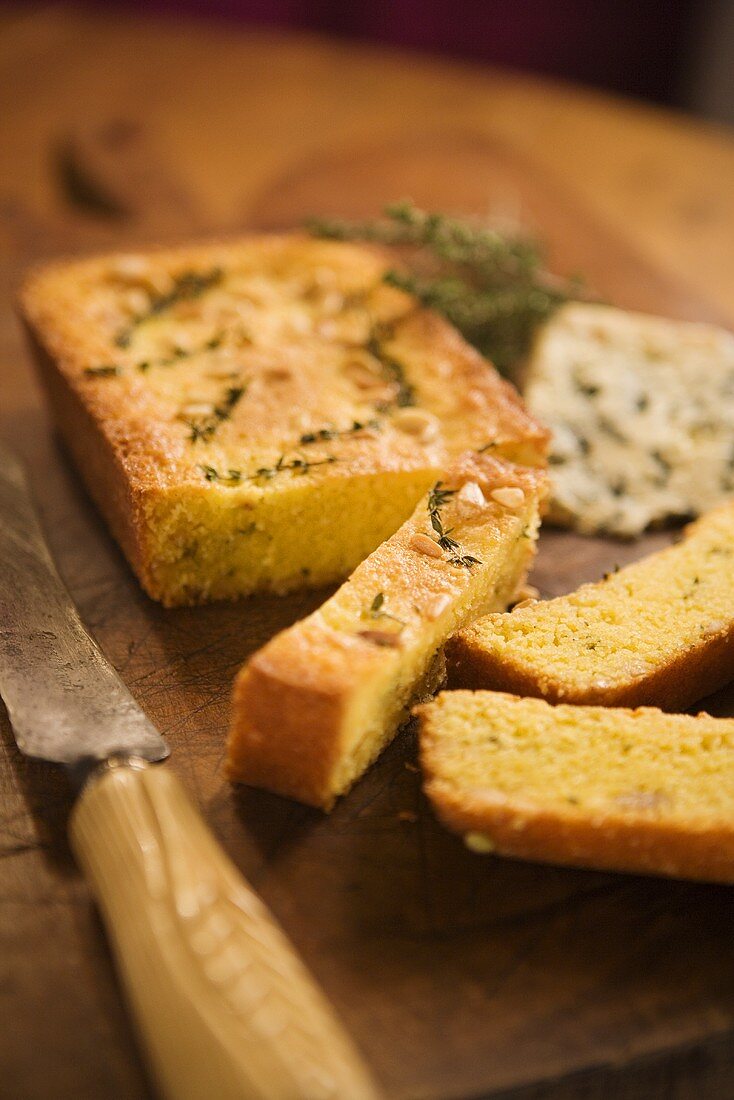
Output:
top-left (3, 6), bottom-right (734, 1098)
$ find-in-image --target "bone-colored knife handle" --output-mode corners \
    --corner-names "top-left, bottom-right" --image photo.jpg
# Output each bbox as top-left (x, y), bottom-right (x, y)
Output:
top-left (69, 761), bottom-right (382, 1100)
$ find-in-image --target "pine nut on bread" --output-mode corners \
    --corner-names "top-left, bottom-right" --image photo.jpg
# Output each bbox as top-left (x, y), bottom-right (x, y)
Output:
top-left (227, 454), bottom-right (548, 809)
top-left (18, 234), bottom-right (547, 606)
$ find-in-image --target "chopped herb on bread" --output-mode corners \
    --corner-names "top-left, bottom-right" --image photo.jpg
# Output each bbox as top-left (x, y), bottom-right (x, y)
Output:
top-left (20, 235), bottom-right (547, 605)
top-left (228, 453), bottom-right (547, 808)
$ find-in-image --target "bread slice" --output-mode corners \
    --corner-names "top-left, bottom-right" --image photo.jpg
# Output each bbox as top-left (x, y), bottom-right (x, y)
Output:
top-left (227, 453), bottom-right (548, 808)
top-left (448, 502), bottom-right (734, 710)
top-left (417, 690), bottom-right (734, 883)
top-left (19, 235), bottom-right (547, 606)
top-left (523, 302), bottom-right (734, 537)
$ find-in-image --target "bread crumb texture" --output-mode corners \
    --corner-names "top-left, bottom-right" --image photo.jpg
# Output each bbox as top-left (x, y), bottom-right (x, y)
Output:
top-left (227, 454), bottom-right (547, 808)
top-left (418, 690), bottom-right (734, 882)
top-left (448, 501), bottom-right (734, 710)
top-left (20, 235), bottom-right (547, 604)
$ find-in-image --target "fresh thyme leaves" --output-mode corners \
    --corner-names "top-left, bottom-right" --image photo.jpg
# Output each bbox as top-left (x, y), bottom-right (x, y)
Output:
top-left (246, 454), bottom-right (337, 483)
top-left (199, 453), bottom-right (337, 484)
top-left (477, 441), bottom-right (498, 454)
top-left (365, 332), bottom-right (415, 407)
top-left (186, 384), bottom-right (245, 443)
top-left (92, 328), bottom-right (226, 378)
top-left (427, 481), bottom-right (483, 569)
top-left (428, 481), bottom-right (456, 516)
top-left (299, 419), bottom-right (381, 445)
top-left (84, 364), bottom-right (120, 377)
top-left (115, 267), bottom-right (224, 348)
top-left (138, 331), bottom-right (226, 372)
top-left (366, 591), bottom-right (406, 627)
top-left (199, 464), bottom-right (242, 485)
top-left (308, 201), bottom-right (583, 376)
top-left (370, 592), bottom-right (385, 615)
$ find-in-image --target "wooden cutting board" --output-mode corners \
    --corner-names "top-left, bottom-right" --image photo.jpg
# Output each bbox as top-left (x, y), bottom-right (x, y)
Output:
top-left (3, 122), bottom-right (734, 1100)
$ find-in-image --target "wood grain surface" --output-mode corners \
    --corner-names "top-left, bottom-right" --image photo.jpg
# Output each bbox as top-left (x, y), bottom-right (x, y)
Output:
top-left (2, 7), bottom-right (734, 1099)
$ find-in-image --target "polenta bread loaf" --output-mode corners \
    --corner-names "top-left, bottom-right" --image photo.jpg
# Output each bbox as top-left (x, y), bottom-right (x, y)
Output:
top-left (448, 502), bottom-right (734, 710)
top-left (417, 690), bottom-right (734, 883)
top-left (227, 453), bottom-right (548, 808)
top-left (523, 302), bottom-right (734, 537)
top-left (19, 235), bottom-right (547, 606)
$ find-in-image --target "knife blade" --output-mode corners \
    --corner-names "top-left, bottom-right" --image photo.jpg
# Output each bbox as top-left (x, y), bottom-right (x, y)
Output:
top-left (0, 442), bottom-right (381, 1100)
top-left (0, 443), bottom-right (167, 766)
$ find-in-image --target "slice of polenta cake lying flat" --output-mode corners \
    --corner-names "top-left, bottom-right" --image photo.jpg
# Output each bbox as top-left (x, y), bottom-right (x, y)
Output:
top-left (447, 501), bottom-right (734, 711)
top-left (227, 453), bottom-right (548, 808)
top-left (19, 235), bottom-right (547, 605)
top-left (417, 690), bottom-right (734, 883)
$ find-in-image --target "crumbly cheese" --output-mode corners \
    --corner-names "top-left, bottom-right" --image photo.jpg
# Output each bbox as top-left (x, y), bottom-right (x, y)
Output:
top-left (524, 303), bottom-right (734, 537)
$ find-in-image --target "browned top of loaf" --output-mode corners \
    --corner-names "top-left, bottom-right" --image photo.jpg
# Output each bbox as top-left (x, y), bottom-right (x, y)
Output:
top-left (19, 234), bottom-right (548, 497)
top-left (237, 452), bottom-right (547, 697)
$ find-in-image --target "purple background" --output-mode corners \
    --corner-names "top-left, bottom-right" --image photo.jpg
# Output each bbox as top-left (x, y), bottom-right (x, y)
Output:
top-left (24, 0), bottom-right (704, 108)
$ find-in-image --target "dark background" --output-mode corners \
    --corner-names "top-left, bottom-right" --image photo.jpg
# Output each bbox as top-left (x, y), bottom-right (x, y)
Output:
top-left (6, 0), bottom-right (732, 123)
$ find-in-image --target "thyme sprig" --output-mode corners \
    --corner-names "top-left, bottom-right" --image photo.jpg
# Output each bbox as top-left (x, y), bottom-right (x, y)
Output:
top-left (366, 331), bottom-right (415, 407)
top-left (86, 332), bottom-right (226, 379)
top-left (199, 464), bottom-right (243, 485)
top-left (299, 419), bottom-right (381, 445)
top-left (84, 364), bottom-right (120, 378)
top-left (308, 201), bottom-right (583, 376)
top-left (246, 454), bottom-right (337, 483)
top-left (115, 267), bottom-right (224, 349)
top-left (366, 591), bottom-right (406, 627)
top-left (186, 384), bottom-right (245, 443)
top-left (138, 331), bottom-right (225, 373)
top-left (199, 453), bottom-right (337, 485)
top-left (427, 481), bottom-right (482, 569)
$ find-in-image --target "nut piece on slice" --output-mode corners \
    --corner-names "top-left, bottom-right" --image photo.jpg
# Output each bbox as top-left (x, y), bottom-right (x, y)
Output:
top-left (417, 690), bottom-right (734, 883)
top-left (447, 500), bottom-right (734, 712)
top-left (19, 234), bottom-right (547, 606)
top-left (227, 453), bottom-right (548, 809)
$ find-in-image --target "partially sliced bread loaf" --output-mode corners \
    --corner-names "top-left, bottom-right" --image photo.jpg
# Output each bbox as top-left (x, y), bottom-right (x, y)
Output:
top-left (19, 235), bottom-right (547, 605)
top-left (448, 503), bottom-right (734, 710)
top-left (523, 302), bottom-right (734, 537)
top-left (227, 454), bottom-right (548, 808)
top-left (418, 690), bottom-right (734, 882)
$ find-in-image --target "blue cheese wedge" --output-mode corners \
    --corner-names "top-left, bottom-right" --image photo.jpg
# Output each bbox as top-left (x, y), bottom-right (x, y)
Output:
top-left (523, 303), bottom-right (734, 537)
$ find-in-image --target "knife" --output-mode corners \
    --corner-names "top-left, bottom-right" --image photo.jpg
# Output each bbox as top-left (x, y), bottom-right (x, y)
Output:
top-left (0, 442), bottom-right (381, 1100)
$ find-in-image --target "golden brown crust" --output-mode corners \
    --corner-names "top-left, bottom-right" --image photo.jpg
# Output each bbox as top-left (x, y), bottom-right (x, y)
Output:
top-left (228, 454), bottom-right (548, 808)
top-left (422, 778), bottom-right (734, 883)
top-left (21, 321), bottom-right (159, 596)
top-left (230, 622), bottom-right (385, 808)
top-left (18, 233), bottom-right (548, 605)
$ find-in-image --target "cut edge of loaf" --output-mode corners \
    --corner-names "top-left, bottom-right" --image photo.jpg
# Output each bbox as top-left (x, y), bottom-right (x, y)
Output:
top-left (19, 235), bottom-right (548, 606)
top-left (227, 455), bottom-right (548, 809)
top-left (447, 619), bottom-right (734, 712)
top-left (446, 505), bottom-right (734, 711)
